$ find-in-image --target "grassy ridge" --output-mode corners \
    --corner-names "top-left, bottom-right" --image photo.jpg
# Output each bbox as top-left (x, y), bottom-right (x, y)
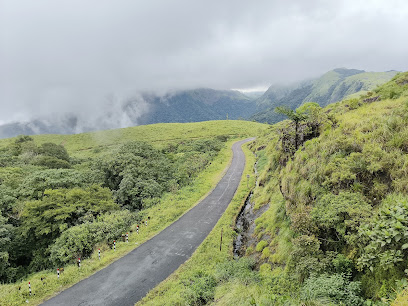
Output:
top-left (0, 120), bottom-right (266, 157)
top-left (211, 72), bottom-right (408, 304)
top-left (137, 142), bottom-right (256, 305)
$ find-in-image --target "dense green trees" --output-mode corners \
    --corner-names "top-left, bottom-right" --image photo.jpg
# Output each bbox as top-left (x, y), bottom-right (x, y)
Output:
top-left (49, 210), bottom-right (134, 266)
top-left (0, 214), bottom-right (13, 280)
top-left (21, 185), bottom-right (118, 245)
top-left (99, 141), bottom-right (178, 210)
top-left (0, 135), bottom-right (227, 282)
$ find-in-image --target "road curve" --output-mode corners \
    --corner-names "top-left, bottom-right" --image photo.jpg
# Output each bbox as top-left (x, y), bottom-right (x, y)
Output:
top-left (42, 138), bottom-right (254, 306)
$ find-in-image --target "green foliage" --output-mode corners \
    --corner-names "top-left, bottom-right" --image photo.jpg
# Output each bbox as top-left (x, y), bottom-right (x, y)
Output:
top-left (300, 273), bottom-right (364, 305)
top-left (181, 270), bottom-right (217, 305)
top-left (288, 235), bottom-right (333, 282)
top-left (19, 168), bottom-right (102, 200)
top-left (21, 185), bottom-right (118, 247)
top-left (358, 194), bottom-right (408, 274)
top-left (311, 192), bottom-right (372, 250)
top-left (38, 142), bottom-right (70, 161)
top-left (9, 135), bottom-right (35, 156)
top-left (49, 210), bottom-right (134, 266)
top-left (255, 240), bottom-right (268, 252)
top-left (215, 257), bottom-right (259, 285)
top-left (332, 254), bottom-right (354, 275)
top-left (0, 214), bottom-right (13, 280)
top-left (99, 141), bottom-right (178, 210)
top-left (32, 155), bottom-right (71, 169)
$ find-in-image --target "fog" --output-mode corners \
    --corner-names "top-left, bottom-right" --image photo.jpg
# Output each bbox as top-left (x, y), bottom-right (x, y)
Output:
top-left (1, 0), bottom-right (408, 125)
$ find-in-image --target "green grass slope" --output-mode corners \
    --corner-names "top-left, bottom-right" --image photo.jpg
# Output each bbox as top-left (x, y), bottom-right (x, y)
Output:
top-left (252, 69), bottom-right (399, 124)
top-left (135, 72), bottom-right (408, 305)
top-left (0, 120), bottom-right (266, 158)
top-left (231, 71), bottom-right (408, 304)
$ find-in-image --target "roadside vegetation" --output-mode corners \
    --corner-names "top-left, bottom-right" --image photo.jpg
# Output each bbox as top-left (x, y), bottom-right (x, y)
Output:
top-left (0, 120), bottom-right (267, 305)
top-left (208, 72), bottom-right (408, 305)
top-left (136, 72), bottom-right (408, 306)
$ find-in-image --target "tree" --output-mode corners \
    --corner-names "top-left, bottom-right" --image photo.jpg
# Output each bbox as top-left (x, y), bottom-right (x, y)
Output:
top-left (21, 185), bottom-right (118, 248)
top-left (99, 141), bottom-right (177, 210)
top-left (19, 168), bottom-right (102, 200)
top-left (39, 143), bottom-right (70, 162)
top-left (275, 106), bottom-right (308, 151)
top-left (0, 214), bottom-right (13, 281)
top-left (275, 103), bottom-right (324, 152)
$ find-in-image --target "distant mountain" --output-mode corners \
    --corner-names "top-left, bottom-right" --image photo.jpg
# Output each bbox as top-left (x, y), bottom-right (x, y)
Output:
top-left (0, 88), bottom-right (257, 139)
top-left (136, 88), bottom-right (256, 125)
top-left (251, 68), bottom-right (399, 123)
top-left (241, 91), bottom-right (265, 99)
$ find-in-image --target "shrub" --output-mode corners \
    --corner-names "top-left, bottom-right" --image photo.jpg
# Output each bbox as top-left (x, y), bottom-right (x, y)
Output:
top-left (39, 143), bottom-right (70, 162)
top-left (215, 257), bottom-right (259, 285)
top-left (49, 210), bottom-right (134, 266)
top-left (300, 273), bottom-right (364, 306)
top-left (182, 270), bottom-right (217, 305)
top-left (32, 155), bottom-right (71, 169)
top-left (357, 194), bottom-right (408, 274)
top-left (256, 240), bottom-right (269, 252)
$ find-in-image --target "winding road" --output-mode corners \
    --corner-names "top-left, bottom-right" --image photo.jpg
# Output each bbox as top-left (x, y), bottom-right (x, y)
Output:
top-left (41, 138), bottom-right (253, 306)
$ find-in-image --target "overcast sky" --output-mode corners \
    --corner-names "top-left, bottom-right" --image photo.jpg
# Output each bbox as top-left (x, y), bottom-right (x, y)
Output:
top-left (1, 0), bottom-right (408, 124)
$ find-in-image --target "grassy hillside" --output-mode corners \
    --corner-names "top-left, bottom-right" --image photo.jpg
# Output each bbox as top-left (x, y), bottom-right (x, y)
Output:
top-left (137, 72), bottom-right (408, 305)
top-left (211, 71), bottom-right (408, 304)
top-left (252, 69), bottom-right (399, 124)
top-left (0, 120), bottom-right (265, 158)
top-left (0, 120), bottom-right (267, 305)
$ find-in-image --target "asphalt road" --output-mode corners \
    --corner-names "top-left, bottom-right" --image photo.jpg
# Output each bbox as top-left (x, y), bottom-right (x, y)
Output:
top-left (42, 138), bottom-right (253, 306)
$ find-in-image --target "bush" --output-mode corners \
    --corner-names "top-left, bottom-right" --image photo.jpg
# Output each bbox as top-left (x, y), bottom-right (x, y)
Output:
top-left (32, 155), bottom-right (71, 169)
top-left (39, 143), bottom-right (70, 162)
top-left (49, 210), bottom-right (134, 266)
top-left (215, 257), bottom-right (259, 285)
top-left (182, 270), bottom-right (217, 305)
top-left (357, 194), bottom-right (408, 274)
top-left (256, 240), bottom-right (269, 252)
top-left (300, 273), bottom-right (364, 306)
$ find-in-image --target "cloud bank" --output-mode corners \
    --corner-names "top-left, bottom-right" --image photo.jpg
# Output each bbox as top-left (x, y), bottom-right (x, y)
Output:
top-left (1, 0), bottom-right (408, 124)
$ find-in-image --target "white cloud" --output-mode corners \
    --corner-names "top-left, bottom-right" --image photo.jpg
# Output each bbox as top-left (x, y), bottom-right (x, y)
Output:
top-left (1, 0), bottom-right (407, 123)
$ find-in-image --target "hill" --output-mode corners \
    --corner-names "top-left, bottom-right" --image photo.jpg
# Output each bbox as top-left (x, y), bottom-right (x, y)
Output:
top-left (251, 68), bottom-right (399, 123)
top-left (137, 88), bottom-right (256, 125)
top-left (220, 71), bottom-right (408, 304)
top-left (136, 72), bottom-right (408, 305)
top-left (0, 89), bottom-right (257, 139)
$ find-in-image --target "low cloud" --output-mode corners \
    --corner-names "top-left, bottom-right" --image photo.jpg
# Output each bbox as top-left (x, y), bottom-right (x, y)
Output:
top-left (1, 0), bottom-right (408, 123)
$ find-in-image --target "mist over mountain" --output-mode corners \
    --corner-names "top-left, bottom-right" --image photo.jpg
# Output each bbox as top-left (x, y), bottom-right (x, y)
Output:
top-left (0, 68), bottom-right (400, 139)
top-left (251, 68), bottom-right (399, 123)
top-left (0, 88), bottom-right (257, 139)
top-left (137, 88), bottom-right (255, 125)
